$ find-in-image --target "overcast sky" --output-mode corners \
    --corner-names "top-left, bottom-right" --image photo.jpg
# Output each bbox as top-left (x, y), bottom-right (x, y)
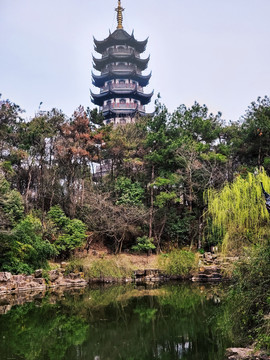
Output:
top-left (1, 0), bottom-right (270, 122)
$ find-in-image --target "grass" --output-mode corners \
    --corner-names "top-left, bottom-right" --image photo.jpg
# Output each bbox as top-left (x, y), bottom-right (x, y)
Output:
top-left (158, 250), bottom-right (198, 277)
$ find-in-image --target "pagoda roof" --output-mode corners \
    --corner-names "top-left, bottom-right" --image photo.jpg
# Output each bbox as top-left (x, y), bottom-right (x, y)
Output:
top-left (91, 88), bottom-right (154, 106)
top-left (93, 53), bottom-right (150, 72)
top-left (94, 29), bottom-right (148, 54)
top-left (92, 70), bottom-right (151, 87)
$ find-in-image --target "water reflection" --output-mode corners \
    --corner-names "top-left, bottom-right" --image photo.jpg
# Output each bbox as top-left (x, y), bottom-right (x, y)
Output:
top-left (0, 283), bottom-right (230, 360)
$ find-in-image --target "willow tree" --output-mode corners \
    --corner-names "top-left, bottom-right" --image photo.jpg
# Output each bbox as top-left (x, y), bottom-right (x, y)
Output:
top-left (204, 169), bottom-right (270, 253)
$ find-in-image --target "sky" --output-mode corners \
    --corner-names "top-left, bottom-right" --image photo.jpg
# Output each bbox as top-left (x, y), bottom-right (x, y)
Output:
top-left (1, 0), bottom-right (270, 122)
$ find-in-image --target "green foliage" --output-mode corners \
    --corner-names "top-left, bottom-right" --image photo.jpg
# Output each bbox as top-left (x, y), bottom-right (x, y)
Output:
top-left (154, 191), bottom-right (177, 208)
top-left (158, 250), bottom-right (197, 276)
top-left (47, 205), bottom-right (70, 228)
top-left (131, 236), bottom-right (156, 253)
top-left (47, 206), bottom-right (87, 257)
top-left (223, 242), bottom-right (270, 350)
top-left (1, 215), bottom-right (57, 274)
top-left (204, 168), bottom-right (270, 253)
top-left (165, 210), bottom-right (195, 246)
top-left (0, 173), bottom-right (24, 225)
top-left (115, 176), bottom-right (144, 205)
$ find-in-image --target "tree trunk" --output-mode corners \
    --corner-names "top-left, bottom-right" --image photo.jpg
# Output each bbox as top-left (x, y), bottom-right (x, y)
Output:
top-left (149, 165), bottom-right (155, 239)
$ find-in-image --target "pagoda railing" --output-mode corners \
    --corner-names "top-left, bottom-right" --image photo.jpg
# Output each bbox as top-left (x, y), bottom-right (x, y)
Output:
top-left (103, 48), bottom-right (140, 58)
top-left (102, 103), bottom-right (145, 112)
top-left (101, 83), bottom-right (143, 93)
top-left (102, 65), bottom-right (137, 74)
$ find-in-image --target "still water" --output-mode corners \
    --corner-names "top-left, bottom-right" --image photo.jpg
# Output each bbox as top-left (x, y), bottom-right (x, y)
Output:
top-left (0, 283), bottom-right (230, 360)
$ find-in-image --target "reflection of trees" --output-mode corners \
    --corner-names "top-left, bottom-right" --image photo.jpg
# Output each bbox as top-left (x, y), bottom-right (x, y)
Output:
top-left (0, 284), bottom-right (230, 360)
top-left (0, 302), bottom-right (89, 360)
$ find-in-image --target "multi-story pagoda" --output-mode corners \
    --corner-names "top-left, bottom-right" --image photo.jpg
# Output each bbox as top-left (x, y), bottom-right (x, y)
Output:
top-left (91, 0), bottom-right (153, 125)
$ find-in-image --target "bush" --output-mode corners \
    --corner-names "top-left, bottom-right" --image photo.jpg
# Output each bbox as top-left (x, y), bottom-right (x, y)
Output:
top-left (0, 215), bottom-right (57, 274)
top-left (47, 206), bottom-right (87, 258)
top-left (131, 236), bottom-right (156, 253)
top-left (115, 176), bottom-right (144, 206)
top-left (158, 249), bottom-right (197, 276)
top-left (225, 242), bottom-right (270, 350)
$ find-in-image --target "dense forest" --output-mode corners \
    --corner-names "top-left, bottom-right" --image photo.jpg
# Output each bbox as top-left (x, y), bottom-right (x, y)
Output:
top-left (1, 94), bottom-right (270, 273)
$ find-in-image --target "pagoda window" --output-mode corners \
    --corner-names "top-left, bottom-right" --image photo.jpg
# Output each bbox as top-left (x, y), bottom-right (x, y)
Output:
top-left (120, 99), bottom-right (126, 104)
top-left (119, 79), bottom-right (125, 85)
top-left (120, 118), bottom-right (126, 125)
top-left (107, 100), bottom-right (112, 106)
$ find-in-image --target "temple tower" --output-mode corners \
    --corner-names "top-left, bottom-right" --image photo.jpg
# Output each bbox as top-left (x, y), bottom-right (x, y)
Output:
top-left (91, 0), bottom-right (153, 125)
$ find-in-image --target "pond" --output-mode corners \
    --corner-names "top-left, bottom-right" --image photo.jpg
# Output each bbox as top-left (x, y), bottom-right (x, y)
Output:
top-left (0, 283), bottom-right (231, 360)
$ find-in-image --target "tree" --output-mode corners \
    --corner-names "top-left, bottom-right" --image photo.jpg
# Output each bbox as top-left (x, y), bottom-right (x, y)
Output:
top-left (204, 168), bottom-right (270, 253)
top-left (241, 96), bottom-right (270, 167)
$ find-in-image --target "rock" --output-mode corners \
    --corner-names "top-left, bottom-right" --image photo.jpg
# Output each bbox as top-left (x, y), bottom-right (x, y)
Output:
top-left (49, 270), bottom-right (59, 282)
top-left (225, 347), bottom-right (269, 360)
top-left (67, 272), bottom-right (82, 280)
top-left (32, 278), bottom-right (46, 286)
top-left (34, 269), bottom-right (43, 278)
top-left (0, 272), bottom-right (12, 282)
top-left (134, 270), bottom-right (145, 277)
top-left (12, 275), bottom-right (23, 283)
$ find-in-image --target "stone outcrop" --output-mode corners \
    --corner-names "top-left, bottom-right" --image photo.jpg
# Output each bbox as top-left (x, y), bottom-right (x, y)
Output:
top-left (192, 264), bottom-right (223, 282)
top-left (225, 348), bottom-right (269, 360)
top-left (0, 270), bottom-right (88, 296)
top-left (191, 252), bottom-right (234, 282)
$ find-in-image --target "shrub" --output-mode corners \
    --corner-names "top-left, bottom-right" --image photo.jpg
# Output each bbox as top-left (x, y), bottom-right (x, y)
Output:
top-left (0, 215), bottom-right (57, 274)
top-left (131, 236), bottom-right (156, 253)
top-left (47, 206), bottom-right (87, 258)
top-left (115, 176), bottom-right (144, 206)
top-left (225, 242), bottom-right (270, 350)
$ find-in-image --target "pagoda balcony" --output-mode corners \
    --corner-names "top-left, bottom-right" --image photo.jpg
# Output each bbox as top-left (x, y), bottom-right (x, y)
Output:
top-left (100, 83), bottom-right (143, 93)
top-left (101, 65), bottom-right (139, 74)
top-left (102, 103), bottom-right (145, 112)
top-left (103, 48), bottom-right (140, 58)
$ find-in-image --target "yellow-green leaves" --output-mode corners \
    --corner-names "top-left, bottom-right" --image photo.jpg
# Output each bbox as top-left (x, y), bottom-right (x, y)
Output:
top-left (204, 168), bottom-right (270, 253)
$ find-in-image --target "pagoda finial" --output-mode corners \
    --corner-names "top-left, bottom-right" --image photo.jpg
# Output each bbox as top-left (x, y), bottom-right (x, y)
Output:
top-left (115, 0), bottom-right (124, 29)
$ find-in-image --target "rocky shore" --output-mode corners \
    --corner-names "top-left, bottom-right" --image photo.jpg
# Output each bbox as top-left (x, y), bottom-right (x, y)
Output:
top-left (0, 268), bottom-right (87, 296)
top-left (0, 252), bottom-right (232, 296)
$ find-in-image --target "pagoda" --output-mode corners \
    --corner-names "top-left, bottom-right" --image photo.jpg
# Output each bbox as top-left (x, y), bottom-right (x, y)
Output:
top-left (91, 0), bottom-right (153, 125)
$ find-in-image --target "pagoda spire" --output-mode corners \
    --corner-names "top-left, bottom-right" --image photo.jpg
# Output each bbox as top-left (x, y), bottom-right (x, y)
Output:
top-left (116, 0), bottom-right (124, 29)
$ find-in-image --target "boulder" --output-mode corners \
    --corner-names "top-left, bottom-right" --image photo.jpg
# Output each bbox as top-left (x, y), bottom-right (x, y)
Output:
top-left (49, 270), bottom-right (59, 282)
top-left (134, 270), bottom-right (145, 277)
top-left (0, 272), bottom-right (12, 282)
top-left (34, 269), bottom-right (43, 278)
